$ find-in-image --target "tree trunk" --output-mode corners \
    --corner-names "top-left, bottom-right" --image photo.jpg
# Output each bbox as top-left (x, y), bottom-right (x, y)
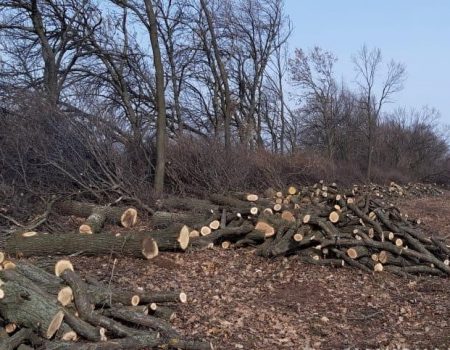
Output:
top-left (144, 0), bottom-right (167, 194)
top-left (199, 0), bottom-right (232, 149)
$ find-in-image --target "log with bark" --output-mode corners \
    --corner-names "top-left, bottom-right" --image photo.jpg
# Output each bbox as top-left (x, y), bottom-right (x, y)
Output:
top-left (5, 224), bottom-right (190, 259)
top-left (0, 259), bottom-right (213, 350)
top-left (54, 201), bottom-right (137, 234)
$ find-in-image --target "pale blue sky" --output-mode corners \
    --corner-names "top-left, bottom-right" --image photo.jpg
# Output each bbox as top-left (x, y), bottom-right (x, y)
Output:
top-left (284, 0), bottom-right (450, 124)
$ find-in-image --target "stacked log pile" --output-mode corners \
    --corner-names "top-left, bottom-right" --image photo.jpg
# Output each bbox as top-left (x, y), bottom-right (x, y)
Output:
top-left (355, 182), bottom-right (444, 201)
top-left (0, 258), bottom-right (212, 349)
top-left (3, 183), bottom-right (449, 277)
top-left (184, 183), bottom-right (450, 277)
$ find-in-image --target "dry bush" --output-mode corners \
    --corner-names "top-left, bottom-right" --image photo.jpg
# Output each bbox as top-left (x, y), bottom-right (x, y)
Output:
top-left (0, 92), bottom-right (155, 216)
top-left (165, 137), bottom-right (332, 195)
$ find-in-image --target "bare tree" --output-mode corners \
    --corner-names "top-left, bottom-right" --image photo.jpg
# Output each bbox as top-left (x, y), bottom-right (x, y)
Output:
top-left (353, 45), bottom-right (406, 181)
top-left (199, 0), bottom-right (232, 149)
top-left (144, 0), bottom-right (168, 194)
top-left (0, 0), bottom-right (100, 106)
top-left (289, 47), bottom-right (341, 161)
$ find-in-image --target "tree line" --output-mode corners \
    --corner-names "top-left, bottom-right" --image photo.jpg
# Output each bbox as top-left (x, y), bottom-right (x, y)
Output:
top-left (0, 0), bottom-right (448, 205)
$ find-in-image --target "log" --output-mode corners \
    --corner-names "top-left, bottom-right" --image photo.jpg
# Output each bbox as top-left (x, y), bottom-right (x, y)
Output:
top-left (147, 224), bottom-right (190, 251)
top-left (44, 335), bottom-right (163, 350)
top-left (59, 269), bottom-right (155, 338)
top-left (101, 308), bottom-right (177, 337)
top-left (45, 336), bottom-right (213, 350)
top-left (378, 251), bottom-right (411, 266)
top-left (149, 306), bottom-right (176, 322)
top-left (231, 192), bottom-right (259, 202)
top-left (6, 230), bottom-right (172, 259)
top-left (0, 328), bottom-right (33, 350)
top-left (156, 197), bottom-right (218, 213)
top-left (208, 194), bottom-right (253, 210)
top-left (189, 224), bottom-right (254, 248)
top-left (55, 201), bottom-right (137, 233)
top-left (0, 275), bottom-right (65, 339)
top-left (151, 211), bottom-right (209, 229)
top-left (346, 246), bottom-right (369, 259)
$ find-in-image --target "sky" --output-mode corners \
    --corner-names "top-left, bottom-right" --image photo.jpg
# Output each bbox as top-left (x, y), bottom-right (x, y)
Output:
top-left (284, 0), bottom-right (450, 125)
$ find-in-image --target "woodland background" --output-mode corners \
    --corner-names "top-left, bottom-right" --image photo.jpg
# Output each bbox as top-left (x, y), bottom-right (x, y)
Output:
top-left (0, 0), bottom-right (449, 216)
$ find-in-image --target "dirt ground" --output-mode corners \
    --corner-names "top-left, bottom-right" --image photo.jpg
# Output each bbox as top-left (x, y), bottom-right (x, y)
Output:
top-left (31, 192), bottom-right (450, 349)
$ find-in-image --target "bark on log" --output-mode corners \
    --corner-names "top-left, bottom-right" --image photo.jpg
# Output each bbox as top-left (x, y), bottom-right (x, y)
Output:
top-left (189, 224), bottom-right (254, 249)
top-left (0, 278), bottom-right (64, 339)
top-left (60, 270), bottom-right (153, 338)
top-left (54, 201), bottom-right (137, 233)
top-left (156, 197), bottom-right (218, 213)
top-left (0, 328), bottom-right (33, 350)
top-left (5, 231), bottom-right (178, 259)
top-left (151, 211), bottom-right (209, 229)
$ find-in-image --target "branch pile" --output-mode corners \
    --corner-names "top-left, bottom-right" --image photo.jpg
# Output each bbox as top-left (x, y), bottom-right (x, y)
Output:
top-left (180, 183), bottom-right (449, 277)
top-left (356, 182), bottom-right (444, 201)
top-left (0, 258), bottom-right (212, 349)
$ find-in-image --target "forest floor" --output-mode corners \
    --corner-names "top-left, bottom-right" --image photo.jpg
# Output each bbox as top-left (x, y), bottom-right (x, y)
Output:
top-left (29, 191), bottom-right (450, 350)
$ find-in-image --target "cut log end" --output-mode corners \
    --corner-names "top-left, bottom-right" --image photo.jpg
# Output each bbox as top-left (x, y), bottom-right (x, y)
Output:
top-left (55, 260), bottom-right (74, 277)
top-left (328, 211), bottom-right (340, 223)
top-left (79, 224), bottom-right (93, 234)
top-left (121, 208), bottom-right (138, 228)
top-left (177, 225), bottom-right (190, 250)
top-left (3, 261), bottom-right (16, 270)
top-left (0, 288), bottom-right (4, 299)
top-left (149, 303), bottom-right (157, 312)
top-left (62, 331), bottom-right (78, 342)
top-left (22, 231), bottom-right (38, 238)
top-left (142, 237), bottom-right (159, 259)
top-left (246, 194), bottom-right (259, 202)
top-left (99, 327), bottom-right (107, 342)
top-left (262, 208), bottom-right (273, 216)
top-left (374, 263), bottom-right (384, 272)
top-left (293, 233), bottom-right (303, 242)
top-left (0, 252), bottom-right (4, 264)
top-left (46, 310), bottom-right (64, 339)
top-left (189, 230), bottom-right (200, 238)
top-left (273, 204), bottom-right (282, 212)
top-left (255, 221), bottom-right (275, 238)
top-left (303, 214), bottom-right (311, 224)
top-left (221, 241), bottom-right (231, 249)
top-left (131, 295), bottom-right (140, 306)
top-left (179, 292), bottom-right (187, 303)
top-left (57, 286), bottom-right (74, 306)
top-left (287, 186), bottom-right (297, 195)
top-left (209, 220), bottom-right (220, 230)
top-left (346, 246), bottom-right (368, 259)
top-left (395, 238), bottom-right (404, 247)
top-left (5, 323), bottom-right (17, 334)
top-left (250, 207), bottom-right (259, 216)
top-left (200, 226), bottom-right (212, 236)
top-left (281, 210), bottom-right (295, 222)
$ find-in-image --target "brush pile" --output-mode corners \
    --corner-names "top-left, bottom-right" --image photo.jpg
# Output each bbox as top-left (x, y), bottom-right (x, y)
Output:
top-left (0, 257), bottom-right (212, 349)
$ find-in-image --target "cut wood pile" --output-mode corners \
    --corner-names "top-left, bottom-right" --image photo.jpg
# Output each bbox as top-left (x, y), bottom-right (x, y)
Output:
top-left (3, 183), bottom-right (449, 278)
top-left (0, 257), bottom-right (212, 350)
top-left (356, 182), bottom-right (444, 201)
